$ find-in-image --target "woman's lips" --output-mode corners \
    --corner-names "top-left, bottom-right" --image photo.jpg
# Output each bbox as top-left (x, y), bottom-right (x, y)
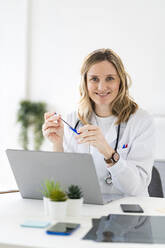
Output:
top-left (95, 92), bottom-right (110, 97)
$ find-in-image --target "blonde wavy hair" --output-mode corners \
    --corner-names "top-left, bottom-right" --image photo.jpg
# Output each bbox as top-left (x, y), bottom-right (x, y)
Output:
top-left (78, 48), bottom-right (138, 125)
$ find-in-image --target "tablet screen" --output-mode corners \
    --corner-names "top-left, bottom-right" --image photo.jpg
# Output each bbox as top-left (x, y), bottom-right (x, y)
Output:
top-left (83, 214), bottom-right (165, 244)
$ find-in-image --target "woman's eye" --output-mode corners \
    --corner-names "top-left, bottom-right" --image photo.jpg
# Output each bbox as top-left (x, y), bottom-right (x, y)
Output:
top-left (90, 77), bottom-right (98, 82)
top-left (106, 76), bottom-right (114, 81)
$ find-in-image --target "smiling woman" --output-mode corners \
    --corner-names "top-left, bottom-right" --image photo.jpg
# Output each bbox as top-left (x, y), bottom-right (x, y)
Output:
top-left (78, 49), bottom-right (138, 125)
top-left (42, 48), bottom-right (155, 201)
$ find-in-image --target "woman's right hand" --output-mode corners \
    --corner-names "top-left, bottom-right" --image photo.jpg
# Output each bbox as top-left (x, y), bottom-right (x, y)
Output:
top-left (42, 112), bottom-right (64, 151)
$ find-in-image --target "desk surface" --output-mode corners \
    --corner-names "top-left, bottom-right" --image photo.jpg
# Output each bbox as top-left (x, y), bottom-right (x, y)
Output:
top-left (1, 193), bottom-right (165, 248)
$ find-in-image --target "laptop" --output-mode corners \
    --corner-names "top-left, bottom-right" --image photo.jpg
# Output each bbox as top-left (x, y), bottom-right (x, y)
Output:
top-left (6, 149), bottom-right (112, 205)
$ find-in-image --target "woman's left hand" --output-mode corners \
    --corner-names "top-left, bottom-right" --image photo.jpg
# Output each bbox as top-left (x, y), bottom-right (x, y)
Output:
top-left (75, 124), bottom-right (114, 159)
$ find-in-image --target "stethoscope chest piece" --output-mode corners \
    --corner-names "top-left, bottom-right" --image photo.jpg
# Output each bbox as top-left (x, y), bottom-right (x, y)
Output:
top-left (105, 173), bottom-right (112, 185)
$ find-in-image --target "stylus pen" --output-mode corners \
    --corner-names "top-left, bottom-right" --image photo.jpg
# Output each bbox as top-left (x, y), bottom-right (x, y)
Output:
top-left (54, 113), bottom-right (80, 135)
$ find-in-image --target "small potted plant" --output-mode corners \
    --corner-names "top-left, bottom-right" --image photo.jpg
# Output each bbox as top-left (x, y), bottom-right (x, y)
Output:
top-left (66, 185), bottom-right (83, 217)
top-left (48, 187), bottom-right (68, 220)
top-left (41, 180), bottom-right (60, 216)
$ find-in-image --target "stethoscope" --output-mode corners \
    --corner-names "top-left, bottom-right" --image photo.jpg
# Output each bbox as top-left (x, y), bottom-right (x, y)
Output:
top-left (74, 120), bottom-right (121, 185)
top-left (105, 124), bottom-right (120, 185)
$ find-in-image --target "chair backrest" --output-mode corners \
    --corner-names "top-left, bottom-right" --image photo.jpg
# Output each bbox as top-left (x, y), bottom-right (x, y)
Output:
top-left (148, 166), bottom-right (164, 198)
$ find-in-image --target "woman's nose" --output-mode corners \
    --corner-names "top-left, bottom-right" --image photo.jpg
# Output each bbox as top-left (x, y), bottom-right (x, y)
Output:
top-left (97, 81), bottom-right (107, 91)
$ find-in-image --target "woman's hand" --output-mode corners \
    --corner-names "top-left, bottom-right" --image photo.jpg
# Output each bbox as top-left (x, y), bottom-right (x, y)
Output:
top-left (75, 124), bottom-right (114, 159)
top-left (42, 112), bottom-right (64, 151)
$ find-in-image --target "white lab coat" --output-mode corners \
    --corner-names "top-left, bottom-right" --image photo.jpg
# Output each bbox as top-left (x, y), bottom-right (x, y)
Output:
top-left (63, 108), bottom-right (155, 199)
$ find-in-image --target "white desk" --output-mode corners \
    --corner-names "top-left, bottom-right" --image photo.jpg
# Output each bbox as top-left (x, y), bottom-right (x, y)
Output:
top-left (1, 193), bottom-right (165, 248)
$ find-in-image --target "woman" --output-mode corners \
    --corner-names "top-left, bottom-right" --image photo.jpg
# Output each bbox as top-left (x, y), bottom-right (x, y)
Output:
top-left (42, 48), bottom-right (155, 200)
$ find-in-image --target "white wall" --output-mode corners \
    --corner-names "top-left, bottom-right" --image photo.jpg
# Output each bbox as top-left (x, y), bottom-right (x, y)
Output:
top-left (29, 0), bottom-right (165, 158)
top-left (0, 0), bottom-right (27, 189)
top-left (154, 117), bottom-right (165, 160)
top-left (29, 0), bottom-right (165, 115)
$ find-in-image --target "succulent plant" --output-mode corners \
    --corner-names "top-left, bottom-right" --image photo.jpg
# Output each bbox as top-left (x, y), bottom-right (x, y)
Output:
top-left (49, 189), bottom-right (67, 202)
top-left (66, 185), bottom-right (83, 199)
top-left (41, 180), bottom-right (60, 198)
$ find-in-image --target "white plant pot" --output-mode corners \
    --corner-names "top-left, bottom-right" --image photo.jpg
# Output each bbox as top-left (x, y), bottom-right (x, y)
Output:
top-left (48, 200), bottom-right (67, 220)
top-left (67, 198), bottom-right (83, 217)
top-left (43, 196), bottom-right (50, 216)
